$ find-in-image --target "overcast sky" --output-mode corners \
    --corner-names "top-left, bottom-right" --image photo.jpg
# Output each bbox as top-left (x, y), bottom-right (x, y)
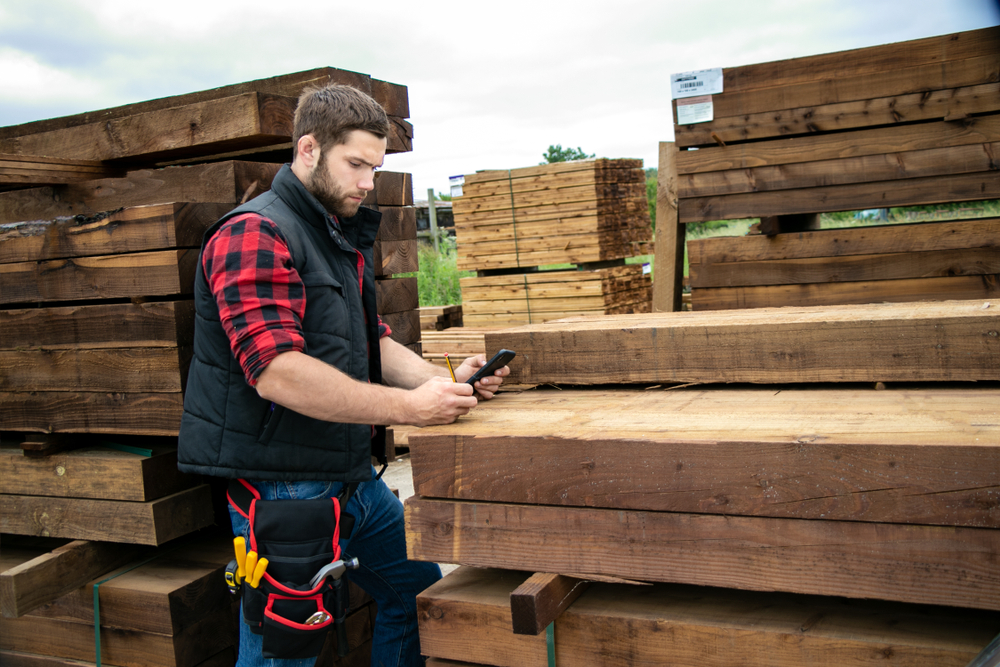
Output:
top-left (2, 0), bottom-right (998, 198)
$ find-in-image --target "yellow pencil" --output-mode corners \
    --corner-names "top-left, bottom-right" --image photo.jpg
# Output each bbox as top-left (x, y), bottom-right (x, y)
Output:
top-left (444, 353), bottom-right (457, 382)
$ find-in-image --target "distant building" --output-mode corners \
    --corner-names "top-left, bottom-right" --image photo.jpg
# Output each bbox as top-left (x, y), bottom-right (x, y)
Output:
top-left (414, 199), bottom-right (454, 239)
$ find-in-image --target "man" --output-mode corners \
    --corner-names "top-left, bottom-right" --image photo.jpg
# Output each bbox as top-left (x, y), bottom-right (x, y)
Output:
top-left (178, 83), bottom-right (508, 667)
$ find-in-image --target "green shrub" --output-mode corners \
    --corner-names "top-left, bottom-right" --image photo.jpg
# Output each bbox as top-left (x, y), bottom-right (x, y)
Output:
top-left (401, 234), bottom-right (471, 307)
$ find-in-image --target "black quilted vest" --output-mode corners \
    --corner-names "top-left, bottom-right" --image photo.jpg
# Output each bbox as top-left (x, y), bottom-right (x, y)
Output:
top-left (177, 165), bottom-right (386, 481)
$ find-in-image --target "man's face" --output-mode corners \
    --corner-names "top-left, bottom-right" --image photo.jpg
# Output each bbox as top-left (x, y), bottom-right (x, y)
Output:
top-left (305, 129), bottom-right (387, 219)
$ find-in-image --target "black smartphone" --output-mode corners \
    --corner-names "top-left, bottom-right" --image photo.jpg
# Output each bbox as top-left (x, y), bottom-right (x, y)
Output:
top-left (466, 349), bottom-right (516, 385)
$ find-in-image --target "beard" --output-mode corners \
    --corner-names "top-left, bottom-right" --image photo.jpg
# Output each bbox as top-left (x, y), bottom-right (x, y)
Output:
top-left (306, 159), bottom-right (364, 219)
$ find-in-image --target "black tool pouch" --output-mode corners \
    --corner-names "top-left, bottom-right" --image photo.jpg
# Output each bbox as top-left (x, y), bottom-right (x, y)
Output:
top-left (228, 479), bottom-right (355, 659)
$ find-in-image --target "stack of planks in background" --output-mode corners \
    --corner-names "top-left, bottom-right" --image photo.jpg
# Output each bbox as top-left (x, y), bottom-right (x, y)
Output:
top-left (453, 159), bottom-right (653, 326)
top-left (0, 67), bottom-right (414, 667)
top-left (404, 299), bottom-right (1000, 666)
top-left (663, 26), bottom-right (1000, 311)
top-left (419, 305), bottom-right (463, 331)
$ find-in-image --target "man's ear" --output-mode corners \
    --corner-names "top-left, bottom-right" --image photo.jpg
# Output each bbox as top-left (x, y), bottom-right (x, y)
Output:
top-left (293, 134), bottom-right (320, 170)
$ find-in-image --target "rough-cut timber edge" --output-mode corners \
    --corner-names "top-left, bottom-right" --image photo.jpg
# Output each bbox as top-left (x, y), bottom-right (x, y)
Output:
top-left (404, 497), bottom-right (1000, 611)
top-left (0, 154), bottom-right (124, 188)
top-left (652, 141), bottom-right (683, 312)
top-left (1, 541), bottom-right (146, 618)
top-left (0, 301), bottom-right (194, 351)
top-left (691, 274), bottom-right (1000, 310)
top-left (510, 573), bottom-right (590, 636)
top-left (0, 202), bottom-right (234, 264)
top-left (0, 648), bottom-right (238, 667)
top-left (489, 299), bottom-right (1000, 385)
top-left (0, 485), bottom-right (215, 546)
top-left (0, 443), bottom-right (196, 502)
top-left (0, 391), bottom-right (184, 435)
top-left (0, 66), bottom-right (409, 137)
top-left (0, 161), bottom-right (280, 225)
top-left (417, 566), bottom-right (1000, 667)
top-left (407, 386), bottom-right (1000, 528)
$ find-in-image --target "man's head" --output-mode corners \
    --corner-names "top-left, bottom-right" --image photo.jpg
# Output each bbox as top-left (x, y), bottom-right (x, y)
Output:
top-left (290, 84), bottom-right (390, 219)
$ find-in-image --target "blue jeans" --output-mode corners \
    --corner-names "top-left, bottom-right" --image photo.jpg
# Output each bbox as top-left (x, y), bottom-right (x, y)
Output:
top-left (228, 469), bottom-right (441, 667)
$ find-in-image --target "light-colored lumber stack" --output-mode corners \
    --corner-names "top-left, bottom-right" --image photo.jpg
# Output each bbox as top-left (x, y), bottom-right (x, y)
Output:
top-left (659, 27), bottom-right (1000, 310)
top-left (453, 158), bottom-right (653, 326)
top-left (404, 299), bottom-right (1000, 665)
top-left (419, 305), bottom-right (463, 331)
top-left (460, 264), bottom-right (651, 327)
top-left (453, 159), bottom-right (651, 271)
top-left (1, 67), bottom-right (414, 667)
top-left (418, 327), bottom-right (495, 368)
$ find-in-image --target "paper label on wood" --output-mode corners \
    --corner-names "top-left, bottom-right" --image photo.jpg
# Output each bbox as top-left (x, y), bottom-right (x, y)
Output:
top-left (449, 174), bottom-right (465, 198)
top-left (670, 68), bottom-right (723, 99)
top-left (676, 96), bottom-right (714, 124)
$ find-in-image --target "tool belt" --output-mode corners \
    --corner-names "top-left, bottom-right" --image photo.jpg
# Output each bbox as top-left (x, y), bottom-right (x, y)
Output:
top-left (227, 478), bottom-right (358, 659)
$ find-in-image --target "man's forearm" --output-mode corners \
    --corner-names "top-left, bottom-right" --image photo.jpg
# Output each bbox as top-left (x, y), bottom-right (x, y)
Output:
top-left (255, 350), bottom-right (414, 425)
top-left (380, 336), bottom-right (450, 389)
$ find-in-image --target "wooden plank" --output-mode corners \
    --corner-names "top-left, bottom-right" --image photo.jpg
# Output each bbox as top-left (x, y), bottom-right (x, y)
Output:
top-left (489, 299), bottom-right (1000, 385)
top-left (0, 154), bottom-right (123, 187)
top-left (366, 172), bottom-right (413, 206)
top-left (690, 246), bottom-right (1000, 288)
top-left (18, 434), bottom-right (78, 458)
top-left (0, 249), bottom-right (197, 305)
top-left (652, 141), bottom-right (683, 312)
top-left (0, 68), bottom-right (405, 138)
top-left (1, 541), bottom-right (146, 618)
top-left (372, 205), bottom-right (417, 242)
top-left (691, 274), bottom-right (1000, 309)
top-left (382, 309), bottom-right (421, 347)
top-left (720, 27), bottom-right (1000, 94)
top-left (0, 202), bottom-right (232, 265)
top-left (405, 497), bottom-right (1000, 611)
top-left (679, 53), bottom-right (1000, 125)
top-left (679, 171), bottom-right (1000, 223)
top-left (0, 648), bottom-right (237, 667)
top-left (0, 485), bottom-right (214, 545)
top-left (0, 391), bottom-right (183, 435)
top-left (0, 605), bottom-right (236, 667)
top-left (680, 140), bottom-right (1000, 199)
top-left (677, 82), bottom-right (1000, 148)
top-left (419, 566), bottom-right (1000, 667)
top-left (0, 301), bottom-right (194, 351)
top-left (0, 347), bottom-right (190, 392)
top-left (0, 161), bottom-right (279, 225)
top-left (510, 573), bottom-right (589, 636)
top-left (687, 217), bottom-right (1000, 264)
top-left (374, 238), bottom-right (418, 276)
top-left (408, 386), bottom-right (1000, 528)
top-left (23, 531), bottom-right (234, 634)
top-left (0, 443), bottom-right (194, 502)
top-left (375, 276), bottom-right (418, 315)
top-left (676, 114), bottom-right (1000, 175)
top-left (0, 93), bottom-right (296, 164)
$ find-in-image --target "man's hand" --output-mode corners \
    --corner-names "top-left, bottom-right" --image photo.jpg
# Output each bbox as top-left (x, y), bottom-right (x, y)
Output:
top-left (405, 375), bottom-right (478, 426)
top-left (454, 354), bottom-right (511, 400)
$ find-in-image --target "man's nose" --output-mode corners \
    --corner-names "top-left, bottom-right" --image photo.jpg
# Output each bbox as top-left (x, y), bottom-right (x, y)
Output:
top-left (359, 171), bottom-right (377, 192)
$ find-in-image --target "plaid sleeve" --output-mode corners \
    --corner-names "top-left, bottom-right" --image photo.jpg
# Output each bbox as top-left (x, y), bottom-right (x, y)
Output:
top-left (202, 213), bottom-right (306, 386)
top-left (378, 315), bottom-right (392, 339)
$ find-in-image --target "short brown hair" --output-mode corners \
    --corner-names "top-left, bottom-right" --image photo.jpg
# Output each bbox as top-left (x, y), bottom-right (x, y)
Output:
top-left (292, 84), bottom-right (390, 151)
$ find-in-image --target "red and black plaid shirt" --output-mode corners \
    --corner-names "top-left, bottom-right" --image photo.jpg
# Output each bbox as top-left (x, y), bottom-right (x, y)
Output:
top-left (203, 213), bottom-right (390, 387)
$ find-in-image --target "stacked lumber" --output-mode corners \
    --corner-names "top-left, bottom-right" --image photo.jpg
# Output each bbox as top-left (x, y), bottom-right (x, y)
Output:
top-left (661, 27), bottom-right (1000, 310)
top-left (452, 159), bottom-right (653, 326)
top-left (688, 216), bottom-right (1000, 309)
top-left (453, 159), bottom-right (651, 271)
top-left (368, 173), bottom-right (421, 356)
top-left (1, 68), bottom-right (415, 667)
top-left (404, 300), bottom-right (1000, 665)
top-left (419, 305), bottom-right (463, 331)
top-left (1, 528), bottom-right (379, 667)
top-left (461, 264), bottom-right (651, 327)
top-left (418, 327), bottom-right (494, 368)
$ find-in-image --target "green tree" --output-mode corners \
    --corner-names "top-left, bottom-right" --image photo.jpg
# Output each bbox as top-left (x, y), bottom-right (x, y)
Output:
top-left (645, 167), bottom-right (657, 227)
top-left (541, 144), bottom-right (595, 164)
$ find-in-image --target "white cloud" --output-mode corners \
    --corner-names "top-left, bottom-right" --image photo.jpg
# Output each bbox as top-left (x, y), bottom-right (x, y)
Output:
top-left (0, 47), bottom-right (108, 104)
